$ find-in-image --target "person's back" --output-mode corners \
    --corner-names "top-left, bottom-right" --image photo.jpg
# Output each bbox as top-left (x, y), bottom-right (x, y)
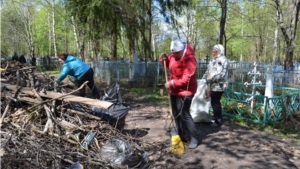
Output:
top-left (12, 53), bottom-right (18, 61)
top-left (19, 55), bottom-right (26, 64)
top-left (31, 57), bottom-right (36, 66)
top-left (59, 55), bottom-right (90, 81)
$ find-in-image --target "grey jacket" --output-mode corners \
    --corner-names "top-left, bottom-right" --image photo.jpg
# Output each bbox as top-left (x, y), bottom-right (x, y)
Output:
top-left (202, 55), bottom-right (228, 92)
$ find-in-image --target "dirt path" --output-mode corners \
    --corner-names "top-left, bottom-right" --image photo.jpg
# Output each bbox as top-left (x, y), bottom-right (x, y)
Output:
top-left (122, 92), bottom-right (300, 169)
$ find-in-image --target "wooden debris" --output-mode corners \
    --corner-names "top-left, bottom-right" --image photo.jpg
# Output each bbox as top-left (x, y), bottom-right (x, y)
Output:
top-left (0, 60), bottom-right (147, 168)
top-left (2, 83), bottom-right (113, 109)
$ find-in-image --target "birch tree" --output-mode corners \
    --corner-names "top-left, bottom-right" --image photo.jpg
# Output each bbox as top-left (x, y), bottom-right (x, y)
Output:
top-left (2, 0), bottom-right (38, 57)
top-left (51, 0), bottom-right (57, 57)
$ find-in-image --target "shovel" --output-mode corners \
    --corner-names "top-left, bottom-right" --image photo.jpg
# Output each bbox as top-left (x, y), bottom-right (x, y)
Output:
top-left (163, 59), bottom-right (184, 155)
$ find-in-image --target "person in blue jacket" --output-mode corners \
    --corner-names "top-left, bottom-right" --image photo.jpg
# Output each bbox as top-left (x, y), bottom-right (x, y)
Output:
top-left (56, 53), bottom-right (100, 99)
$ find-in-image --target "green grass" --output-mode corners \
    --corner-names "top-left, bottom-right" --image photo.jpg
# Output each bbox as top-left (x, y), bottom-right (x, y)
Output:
top-left (43, 70), bottom-right (60, 75)
top-left (225, 114), bottom-right (300, 143)
top-left (129, 87), bottom-right (168, 103)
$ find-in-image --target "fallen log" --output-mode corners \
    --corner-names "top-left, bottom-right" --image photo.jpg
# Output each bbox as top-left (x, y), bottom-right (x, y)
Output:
top-left (1, 83), bottom-right (113, 109)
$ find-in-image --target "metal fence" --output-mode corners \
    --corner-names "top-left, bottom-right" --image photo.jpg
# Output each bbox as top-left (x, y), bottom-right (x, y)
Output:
top-left (90, 60), bottom-right (300, 87)
top-left (223, 82), bottom-right (300, 126)
top-left (26, 56), bottom-right (299, 88)
top-left (30, 57), bottom-right (300, 125)
top-left (36, 57), bottom-right (59, 70)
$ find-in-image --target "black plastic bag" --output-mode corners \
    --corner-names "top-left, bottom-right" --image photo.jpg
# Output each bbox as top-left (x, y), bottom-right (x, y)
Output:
top-left (101, 82), bottom-right (123, 104)
top-left (89, 82), bottom-right (130, 130)
top-left (89, 104), bottom-right (129, 130)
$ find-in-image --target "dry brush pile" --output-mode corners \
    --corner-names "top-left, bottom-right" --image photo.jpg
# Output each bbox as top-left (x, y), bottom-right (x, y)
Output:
top-left (0, 60), bottom-right (167, 169)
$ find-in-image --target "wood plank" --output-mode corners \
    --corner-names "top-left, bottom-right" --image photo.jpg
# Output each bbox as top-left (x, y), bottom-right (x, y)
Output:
top-left (2, 83), bottom-right (113, 109)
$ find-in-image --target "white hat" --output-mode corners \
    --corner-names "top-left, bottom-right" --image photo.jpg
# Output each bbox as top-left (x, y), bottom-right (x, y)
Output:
top-left (213, 44), bottom-right (224, 56)
top-left (170, 34), bottom-right (184, 52)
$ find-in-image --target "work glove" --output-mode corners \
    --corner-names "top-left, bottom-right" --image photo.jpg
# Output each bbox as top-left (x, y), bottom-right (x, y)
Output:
top-left (160, 53), bottom-right (167, 60)
top-left (164, 82), bottom-right (170, 89)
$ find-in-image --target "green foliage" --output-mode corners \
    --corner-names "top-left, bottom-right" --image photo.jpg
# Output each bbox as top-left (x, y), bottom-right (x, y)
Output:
top-left (1, 0), bottom-right (299, 64)
top-left (224, 98), bottom-right (300, 143)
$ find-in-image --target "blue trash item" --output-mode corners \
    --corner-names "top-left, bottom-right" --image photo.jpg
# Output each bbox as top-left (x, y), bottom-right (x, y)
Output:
top-left (81, 132), bottom-right (96, 149)
top-left (69, 161), bottom-right (84, 169)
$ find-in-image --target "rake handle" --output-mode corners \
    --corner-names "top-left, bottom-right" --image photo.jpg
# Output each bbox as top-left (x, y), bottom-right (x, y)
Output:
top-left (163, 59), bottom-right (177, 130)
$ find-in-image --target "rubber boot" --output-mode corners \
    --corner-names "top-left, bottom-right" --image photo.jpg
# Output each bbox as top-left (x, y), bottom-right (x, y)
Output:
top-left (188, 136), bottom-right (198, 149)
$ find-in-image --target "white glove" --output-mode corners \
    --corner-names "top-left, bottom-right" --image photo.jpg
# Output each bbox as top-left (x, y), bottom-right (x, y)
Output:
top-left (164, 82), bottom-right (169, 89)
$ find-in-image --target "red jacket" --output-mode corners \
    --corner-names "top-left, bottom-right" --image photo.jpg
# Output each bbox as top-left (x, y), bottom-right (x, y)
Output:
top-left (160, 43), bottom-right (197, 96)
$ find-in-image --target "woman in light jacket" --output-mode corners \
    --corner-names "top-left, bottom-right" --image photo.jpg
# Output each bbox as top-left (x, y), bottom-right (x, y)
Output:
top-left (202, 44), bottom-right (228, 126)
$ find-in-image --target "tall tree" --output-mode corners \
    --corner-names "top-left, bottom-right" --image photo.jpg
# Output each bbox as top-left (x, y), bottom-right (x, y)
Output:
top-left (218, 0), bottom-right (227, 46)
top-left (2, 0), bottom-right (38, 57)
top-left (51, 0), bottom-right (57, 57)
top-left (273, 0), bottom-right (300, 70)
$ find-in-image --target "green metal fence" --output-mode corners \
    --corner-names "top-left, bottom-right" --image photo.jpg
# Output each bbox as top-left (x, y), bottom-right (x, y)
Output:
top-left (223, 82), bottom-right (300, 125)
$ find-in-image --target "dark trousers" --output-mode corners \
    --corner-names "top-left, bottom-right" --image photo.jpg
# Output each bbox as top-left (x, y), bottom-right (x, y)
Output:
top-left (210, 91), bottom-right (224, 124)
top-left (77, 68), bottom-right (100, 99)
top-left (170, 95), bottom-right (198, 142)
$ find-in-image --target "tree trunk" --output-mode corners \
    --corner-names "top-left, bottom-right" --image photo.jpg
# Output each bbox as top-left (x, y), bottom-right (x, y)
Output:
top-left (52, 0), bottom-right (57, 58)
top-left (112, 14), bottom-right (118, 61)
top-left (71, 16), bottom-right (80, 55)
top-left (148, 0), bottom-right (152, 61)
top-left (274, 0), bottom-right (300, 70)
top-left (272, 27), bottom-right (278, 65)
top-left (219, 0), bottom-right (227, 46)
top-left (48, 12), bottom-right (52, 56)
top-left (25, 13), bottom-right (34, 58)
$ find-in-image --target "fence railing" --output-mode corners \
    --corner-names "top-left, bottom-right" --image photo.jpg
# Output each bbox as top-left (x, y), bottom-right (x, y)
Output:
top-left (223, 82), bottom-right (300, 125)
top-left (28, 57), bottom-right (299, 87)
top-left (89, 60), bottom-right (300, 87)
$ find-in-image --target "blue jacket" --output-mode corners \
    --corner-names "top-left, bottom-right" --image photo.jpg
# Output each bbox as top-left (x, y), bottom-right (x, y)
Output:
top-left (57, 55), bottom-right (90, 82)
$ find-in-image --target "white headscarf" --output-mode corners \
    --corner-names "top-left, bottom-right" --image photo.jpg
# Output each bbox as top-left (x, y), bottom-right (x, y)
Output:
top-left (213, 44), bottom-right (225, 56)
top-left (170, 34), bottom-right (185, 52)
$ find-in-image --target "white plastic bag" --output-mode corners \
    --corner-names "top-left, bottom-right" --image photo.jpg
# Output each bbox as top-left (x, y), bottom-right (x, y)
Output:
top-left (100, 138), bottom-right (148, 168)
top-left (190, 79), bottom-right (212, 123)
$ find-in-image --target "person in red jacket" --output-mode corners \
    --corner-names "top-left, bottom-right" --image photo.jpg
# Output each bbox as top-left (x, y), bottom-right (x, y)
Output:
top-left (159, 34), bottom-right (199, 149)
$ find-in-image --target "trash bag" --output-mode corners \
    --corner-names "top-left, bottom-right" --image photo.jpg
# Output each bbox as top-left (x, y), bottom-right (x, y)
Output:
top-left (89, 103), bottom-right (129, 130)
top-left (101, 81), bottom-right (123, 104)
top-left (89, 81), bottom-right (129, 130)
top-left (69, 102), bottom-right (86, 112)
top-left (190, 79), bottom-right (212, 123)
top-left (100, 138), bottom-right (148, 168)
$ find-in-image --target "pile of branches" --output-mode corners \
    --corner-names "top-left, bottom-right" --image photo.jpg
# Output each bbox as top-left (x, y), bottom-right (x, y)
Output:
top-left (0, 60), bottom-right (161, 168)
